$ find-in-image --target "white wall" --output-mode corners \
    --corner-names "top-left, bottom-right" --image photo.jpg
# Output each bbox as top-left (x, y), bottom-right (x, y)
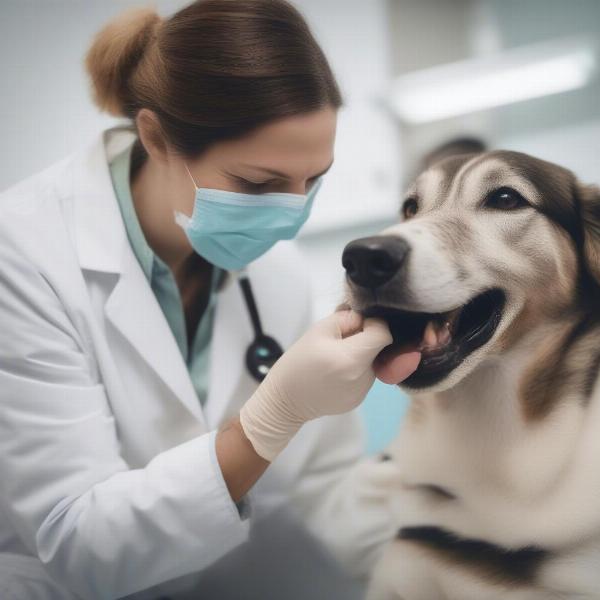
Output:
top-left (482, 0), bottom-right (600, 185)
top-left (494, 120), bottom-right (600, 186)
top-left (289, 0), bottom-right (402, 318)
top-left (295, 0), bottom-right (401, 236)
top-left (386, 0), bottom-right (600, 187)
top-left (0, 0), bottom-right (180, 189)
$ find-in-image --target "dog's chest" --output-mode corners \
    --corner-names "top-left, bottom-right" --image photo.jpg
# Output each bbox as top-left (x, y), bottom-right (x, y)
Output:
top-left (371, 382), bottom-right (600, 599)
top-left (387, 380), bottom-right (600, 550)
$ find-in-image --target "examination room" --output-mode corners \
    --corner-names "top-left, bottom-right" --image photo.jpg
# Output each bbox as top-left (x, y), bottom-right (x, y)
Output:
top-left (1, 0), bottom-right (600, 599)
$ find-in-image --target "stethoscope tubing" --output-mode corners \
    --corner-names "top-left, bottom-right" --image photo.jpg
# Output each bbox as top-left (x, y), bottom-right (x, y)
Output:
top-left (232, 268), bottom-right (284, 382)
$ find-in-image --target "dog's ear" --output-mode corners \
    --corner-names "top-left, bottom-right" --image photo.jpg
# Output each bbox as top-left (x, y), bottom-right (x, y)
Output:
top-left (578, 183), bottom-right (600, 283)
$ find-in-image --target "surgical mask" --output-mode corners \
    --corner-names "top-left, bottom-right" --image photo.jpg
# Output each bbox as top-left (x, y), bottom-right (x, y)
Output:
top-left (174, 164), bottom-right (322, 271)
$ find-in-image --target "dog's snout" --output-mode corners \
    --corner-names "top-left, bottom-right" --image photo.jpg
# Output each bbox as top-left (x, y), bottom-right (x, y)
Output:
top-left (342, 235), bottom-right (409, 288)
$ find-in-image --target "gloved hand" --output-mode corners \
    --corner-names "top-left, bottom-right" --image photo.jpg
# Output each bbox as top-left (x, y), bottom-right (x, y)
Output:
top-left (239, 309), bottom-right (393, 462)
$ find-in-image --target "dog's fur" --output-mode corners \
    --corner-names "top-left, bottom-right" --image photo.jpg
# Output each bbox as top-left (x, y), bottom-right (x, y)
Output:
top-left (345, 151), bottom-right (600, 599)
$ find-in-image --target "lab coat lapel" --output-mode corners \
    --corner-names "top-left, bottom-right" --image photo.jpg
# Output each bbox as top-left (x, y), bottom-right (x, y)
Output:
top-left (104, 247), bottom-right (206, 425)
top-left (71, 128), bottom-right (206, 426)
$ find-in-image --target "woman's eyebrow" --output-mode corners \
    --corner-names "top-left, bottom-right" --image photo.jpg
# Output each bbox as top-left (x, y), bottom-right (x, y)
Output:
top-left (237, 160), bottom-right (334, 180)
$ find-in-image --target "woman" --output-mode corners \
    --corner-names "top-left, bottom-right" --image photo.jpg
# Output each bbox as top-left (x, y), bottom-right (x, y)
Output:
top-left (0, 1), bottom-right (420, 598)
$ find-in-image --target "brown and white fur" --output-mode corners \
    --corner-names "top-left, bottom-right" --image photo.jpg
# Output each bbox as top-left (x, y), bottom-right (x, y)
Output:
top-left (345, 151), bottom-right (600, 599)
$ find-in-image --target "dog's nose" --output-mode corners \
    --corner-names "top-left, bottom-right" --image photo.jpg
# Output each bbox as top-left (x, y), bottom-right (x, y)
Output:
top-left (342, 235), bottom-right (409, 288)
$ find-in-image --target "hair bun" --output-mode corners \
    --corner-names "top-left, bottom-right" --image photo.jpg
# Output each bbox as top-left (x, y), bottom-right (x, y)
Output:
top-left (85, 7), bottom-right (161, 116)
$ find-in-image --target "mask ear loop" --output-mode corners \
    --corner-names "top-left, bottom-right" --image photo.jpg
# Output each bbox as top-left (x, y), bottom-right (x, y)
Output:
top-left (174, 163), bottom-right (200, 229)
top-left (184, 162), bottom-right (201, 190)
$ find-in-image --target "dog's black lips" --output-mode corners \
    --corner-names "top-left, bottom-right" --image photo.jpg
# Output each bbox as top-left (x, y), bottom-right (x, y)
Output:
top-left (362, 288), bottom-right (506, 388)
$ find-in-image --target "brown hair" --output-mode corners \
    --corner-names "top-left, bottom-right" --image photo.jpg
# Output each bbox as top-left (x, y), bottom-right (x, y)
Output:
top-left (85, 0), bottom-right (342, 159)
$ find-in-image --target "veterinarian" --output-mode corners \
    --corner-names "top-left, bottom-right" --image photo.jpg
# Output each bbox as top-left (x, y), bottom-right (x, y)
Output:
top-left (0, 1), bottom-right (421, 599)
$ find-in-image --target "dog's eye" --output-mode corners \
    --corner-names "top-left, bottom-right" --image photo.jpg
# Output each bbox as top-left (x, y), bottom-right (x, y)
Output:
top-left (484, 187), bottom-right (529, 211)
top-left (402, 197), bottom-right (419, 219)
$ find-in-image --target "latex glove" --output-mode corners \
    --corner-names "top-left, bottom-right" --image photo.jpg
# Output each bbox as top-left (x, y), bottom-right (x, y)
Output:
top-left (239, 310), bottom-right (392, 462)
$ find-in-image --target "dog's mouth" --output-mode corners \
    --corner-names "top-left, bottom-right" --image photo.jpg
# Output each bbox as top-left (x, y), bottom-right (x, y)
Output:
top-left (362, 288), bottom-right (506, 388)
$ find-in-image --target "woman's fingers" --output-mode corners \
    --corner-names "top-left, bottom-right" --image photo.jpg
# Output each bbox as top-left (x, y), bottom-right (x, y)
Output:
top-left (315, 309), bottom-right (363, 338)
top-left (341, 316), bottom-right (393, 361)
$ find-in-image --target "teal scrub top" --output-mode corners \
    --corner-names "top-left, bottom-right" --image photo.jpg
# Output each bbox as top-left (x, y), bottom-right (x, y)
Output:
top-left (108, 143), bottom-right (221, 407)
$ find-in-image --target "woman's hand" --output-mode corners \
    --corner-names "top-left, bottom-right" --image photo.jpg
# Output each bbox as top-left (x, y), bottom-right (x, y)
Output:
top-left (217, 309), bottom-right (421, 501)
top-left (240, 310), bottom-right (401, 461)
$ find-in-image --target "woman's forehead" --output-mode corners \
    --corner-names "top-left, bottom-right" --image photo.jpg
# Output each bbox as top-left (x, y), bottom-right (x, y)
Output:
top-left (243, 107), bottom-right (337, 152)
top-left (208, 108), bottom-right (337, 176)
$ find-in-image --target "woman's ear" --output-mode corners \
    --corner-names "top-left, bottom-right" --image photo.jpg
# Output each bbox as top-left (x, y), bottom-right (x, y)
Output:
top-left (579, 182), bottom-right (600, 283)
top-left (335, 301), bottom-right (351, 312)
top-left (136, 108), bottom-right (169, 163)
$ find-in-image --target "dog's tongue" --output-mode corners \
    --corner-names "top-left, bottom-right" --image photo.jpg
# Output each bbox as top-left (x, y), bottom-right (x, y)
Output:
top-left (373, 345), bottom-right (422, 384)
top-left (373, 317), bottom-right (455, 384)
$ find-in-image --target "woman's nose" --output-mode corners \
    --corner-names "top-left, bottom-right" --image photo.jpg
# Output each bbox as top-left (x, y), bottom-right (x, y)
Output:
top-left (341, 235), bottom-right (410, 288)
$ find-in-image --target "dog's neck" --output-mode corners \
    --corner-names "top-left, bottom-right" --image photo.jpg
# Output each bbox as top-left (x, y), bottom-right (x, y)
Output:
top-left (400, 313), bottom-right (600, 500)
top-left (436, 306), bottom-right (600, 418)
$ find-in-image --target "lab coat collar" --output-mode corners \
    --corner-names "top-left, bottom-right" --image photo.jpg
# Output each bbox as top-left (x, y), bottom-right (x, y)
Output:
top-left (71, 127), bottom-right (133, 275)
top-left (70, 127), bottom-right (213, 425)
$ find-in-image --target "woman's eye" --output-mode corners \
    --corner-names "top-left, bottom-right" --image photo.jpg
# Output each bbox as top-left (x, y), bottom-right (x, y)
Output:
top-left (484, 187), bottom-right (529, 210)
top-left (236, 178), bottom-right (270, 193)
top-left (402, 197), bottom-right (418, 219)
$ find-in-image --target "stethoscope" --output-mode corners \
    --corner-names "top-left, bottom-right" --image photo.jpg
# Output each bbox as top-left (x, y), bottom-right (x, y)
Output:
top-left (234, 269), bottom-right (284, 382)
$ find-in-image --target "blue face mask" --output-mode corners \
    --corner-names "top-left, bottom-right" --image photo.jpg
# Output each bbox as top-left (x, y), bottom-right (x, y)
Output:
top-left (174, 164), bottom-right (322, 271)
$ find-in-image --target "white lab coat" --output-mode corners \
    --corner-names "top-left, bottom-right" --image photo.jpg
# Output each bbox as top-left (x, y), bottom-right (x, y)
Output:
top-left (0, 128), bottom-right (396, 600)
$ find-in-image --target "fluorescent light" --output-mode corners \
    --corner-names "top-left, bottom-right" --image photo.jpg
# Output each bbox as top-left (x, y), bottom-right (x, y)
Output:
top-left (390, 37), bottom-right (597, 124)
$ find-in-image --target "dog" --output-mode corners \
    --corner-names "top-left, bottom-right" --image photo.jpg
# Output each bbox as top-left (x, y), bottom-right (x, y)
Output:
top-left (341, 150), bottom-right (600, 599)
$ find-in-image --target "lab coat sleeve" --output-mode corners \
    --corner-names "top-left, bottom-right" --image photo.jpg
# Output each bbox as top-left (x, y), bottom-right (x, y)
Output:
top-left (0, 244), bottom-right (249, 599)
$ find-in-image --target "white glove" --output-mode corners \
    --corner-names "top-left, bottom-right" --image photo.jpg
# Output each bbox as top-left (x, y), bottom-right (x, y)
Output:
top-left (239, 310), bottom-right (393, 461)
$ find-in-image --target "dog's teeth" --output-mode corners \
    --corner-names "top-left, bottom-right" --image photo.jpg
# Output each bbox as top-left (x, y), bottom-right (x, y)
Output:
top-left (437, 322), bottom-right (451, 346)
top-left (420, 320), bottom-right (452, 352)
top-left (423, 321), bottom-right (438, 348)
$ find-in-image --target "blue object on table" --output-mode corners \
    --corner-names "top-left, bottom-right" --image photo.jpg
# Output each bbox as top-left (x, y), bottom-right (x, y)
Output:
top-left (359, 380), bottom-right (410, 455)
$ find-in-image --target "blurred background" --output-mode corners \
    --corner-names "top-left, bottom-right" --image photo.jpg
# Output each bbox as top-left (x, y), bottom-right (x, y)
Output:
top-left (1, 0), bottom-right (599, 455)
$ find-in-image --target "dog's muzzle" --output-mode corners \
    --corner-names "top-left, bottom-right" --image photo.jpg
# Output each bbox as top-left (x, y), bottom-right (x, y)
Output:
top-left (341, 234), bottom-right (506, 388)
